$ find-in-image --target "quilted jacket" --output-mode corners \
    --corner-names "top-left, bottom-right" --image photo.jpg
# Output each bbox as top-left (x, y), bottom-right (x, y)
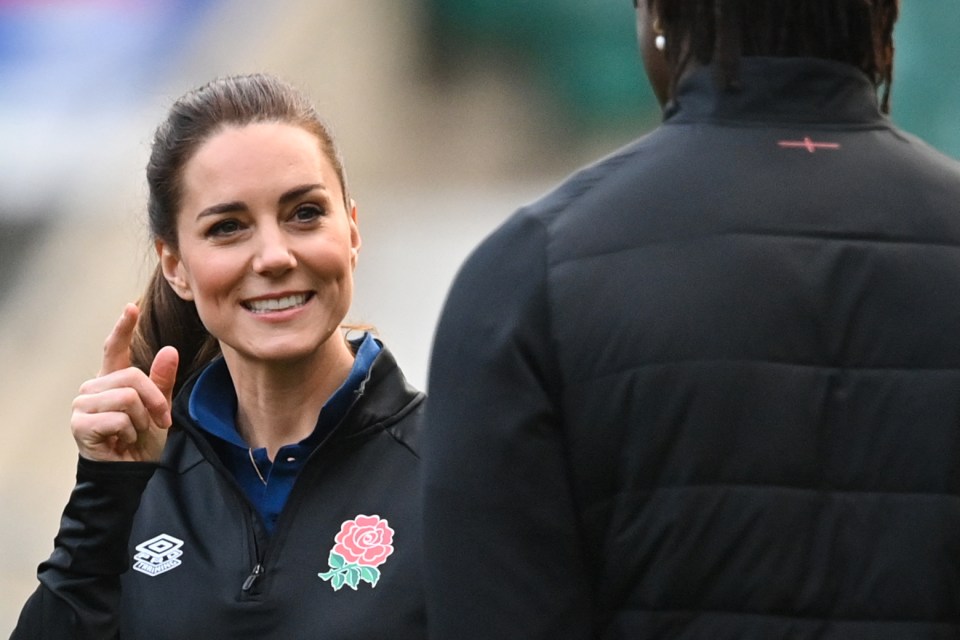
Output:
top-left (424, 57), bottom-right (960, 639)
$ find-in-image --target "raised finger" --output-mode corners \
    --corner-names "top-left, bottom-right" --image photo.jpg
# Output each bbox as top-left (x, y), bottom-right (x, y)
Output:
top-left (99, 303), bottom-right (139, 376)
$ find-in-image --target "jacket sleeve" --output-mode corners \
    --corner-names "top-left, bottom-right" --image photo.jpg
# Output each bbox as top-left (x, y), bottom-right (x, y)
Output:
top-left (11, 456), bottom-right (157, 640)
top-left (423, 213), bottom-right (595, 638)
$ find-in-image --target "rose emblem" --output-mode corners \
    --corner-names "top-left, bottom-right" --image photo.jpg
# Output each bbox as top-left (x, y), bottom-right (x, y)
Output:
top-left (333, 515), bottom-right (395, 566)
top-left (319, 515), bottom-right (395, 591)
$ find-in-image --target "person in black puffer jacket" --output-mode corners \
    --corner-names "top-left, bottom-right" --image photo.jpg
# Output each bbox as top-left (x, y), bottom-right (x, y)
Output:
top-left (423, 1), bottom-right (960, 638)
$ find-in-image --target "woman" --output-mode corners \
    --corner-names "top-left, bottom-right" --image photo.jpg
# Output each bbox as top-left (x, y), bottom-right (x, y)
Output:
top-left (13, 74), bottom-right (425, 639)
top-left (424, 0), bottom-right (960, 638)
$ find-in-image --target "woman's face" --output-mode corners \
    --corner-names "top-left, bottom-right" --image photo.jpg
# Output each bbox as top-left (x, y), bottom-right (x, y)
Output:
top-left (160, 122), bottom-right (360, 367)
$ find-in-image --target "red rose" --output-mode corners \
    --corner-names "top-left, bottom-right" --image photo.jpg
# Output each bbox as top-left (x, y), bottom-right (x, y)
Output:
top-left (332, 515), bottom-right (395, 567)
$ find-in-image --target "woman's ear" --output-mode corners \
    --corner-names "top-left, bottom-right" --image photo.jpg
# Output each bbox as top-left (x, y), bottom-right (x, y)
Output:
top-left (348, 199), bottom-right (361, 269)
top-left (156, 240), bottom-right (194, 301)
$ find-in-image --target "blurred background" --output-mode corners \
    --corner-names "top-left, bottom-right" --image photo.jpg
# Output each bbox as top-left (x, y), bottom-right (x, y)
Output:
top-left (1, 0), bottom-right (957, 631)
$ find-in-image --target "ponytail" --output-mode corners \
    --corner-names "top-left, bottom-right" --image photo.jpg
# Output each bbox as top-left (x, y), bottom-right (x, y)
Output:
top-left (131, 264), bottom-right (220, 395)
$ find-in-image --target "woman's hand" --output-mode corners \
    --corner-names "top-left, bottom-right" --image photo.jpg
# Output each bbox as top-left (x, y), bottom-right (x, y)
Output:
top-left (70, 304), bottom-right (179, 462)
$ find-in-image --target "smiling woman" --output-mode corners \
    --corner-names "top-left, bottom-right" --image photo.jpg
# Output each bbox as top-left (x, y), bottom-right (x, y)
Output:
top-left (160, 122), bottom-right (361, 414)
top-left (12, 74), bottom-right (427, 640)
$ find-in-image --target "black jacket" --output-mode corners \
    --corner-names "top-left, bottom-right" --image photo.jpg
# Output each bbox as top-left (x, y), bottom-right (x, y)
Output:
top-left (14, 345), bottom-right (426, 640)
top-left (424, 58), bottom-right (960, 639)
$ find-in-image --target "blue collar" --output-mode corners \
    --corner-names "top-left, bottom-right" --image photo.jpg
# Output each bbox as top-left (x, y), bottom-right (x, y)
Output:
top-left (188, 332), bottom-right (382, 448)
top-left (186, 333), bottom-right (382, 535)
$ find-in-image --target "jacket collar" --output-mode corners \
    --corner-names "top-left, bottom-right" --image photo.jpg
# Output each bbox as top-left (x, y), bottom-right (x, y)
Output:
top-left (336, 343), bottom-right (423, 442)
top-left (165, 343), bottom-right (423, 474)
top-left (663, 57), bottom-right (886, 126)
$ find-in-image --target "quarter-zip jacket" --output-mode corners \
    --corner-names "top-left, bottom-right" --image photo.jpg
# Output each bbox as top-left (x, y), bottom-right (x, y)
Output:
top-left (14, 345), bottom-right (426, 640)
top-left (424, 57), bottom-right (960, 639)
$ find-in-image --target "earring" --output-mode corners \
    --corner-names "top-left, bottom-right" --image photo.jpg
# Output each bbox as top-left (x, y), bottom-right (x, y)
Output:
top-left (653, 18), bottom-right (666, 51)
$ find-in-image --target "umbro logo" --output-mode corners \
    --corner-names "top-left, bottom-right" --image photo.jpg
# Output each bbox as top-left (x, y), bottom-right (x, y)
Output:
top-left (132, 533), bottom-right (184, 577)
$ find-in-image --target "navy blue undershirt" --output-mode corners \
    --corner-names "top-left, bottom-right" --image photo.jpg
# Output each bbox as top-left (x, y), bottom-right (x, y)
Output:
top-left (188, 333), bottom-right (381, 534)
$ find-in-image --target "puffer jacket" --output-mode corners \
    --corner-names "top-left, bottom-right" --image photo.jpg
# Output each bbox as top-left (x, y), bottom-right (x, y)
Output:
top-left (423, 57), bottom-right (960, 639)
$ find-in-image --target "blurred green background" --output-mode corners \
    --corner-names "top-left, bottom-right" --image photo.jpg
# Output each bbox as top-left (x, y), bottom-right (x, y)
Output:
top-left (424, 0), bottom-right (960, 157)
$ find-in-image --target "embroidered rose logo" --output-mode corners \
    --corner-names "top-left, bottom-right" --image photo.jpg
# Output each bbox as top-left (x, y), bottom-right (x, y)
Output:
top-left (318, 515), bottom-right (394, 591)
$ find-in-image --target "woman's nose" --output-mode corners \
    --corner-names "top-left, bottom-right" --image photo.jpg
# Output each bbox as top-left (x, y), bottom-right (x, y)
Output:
top-left (252, 227), bottom-right (297, 274)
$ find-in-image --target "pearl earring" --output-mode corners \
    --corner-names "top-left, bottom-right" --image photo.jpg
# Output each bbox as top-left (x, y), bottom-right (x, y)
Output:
top-left (652, 18), bottom-right (666, 52)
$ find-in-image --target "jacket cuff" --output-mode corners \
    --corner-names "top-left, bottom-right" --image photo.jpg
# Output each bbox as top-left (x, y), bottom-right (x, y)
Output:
top-left (39, 456), bottom-right (158, 578)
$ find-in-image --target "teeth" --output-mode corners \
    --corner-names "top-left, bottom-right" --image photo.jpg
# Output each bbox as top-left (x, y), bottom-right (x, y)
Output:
top-left (245, 294), bottom-right (308, 313)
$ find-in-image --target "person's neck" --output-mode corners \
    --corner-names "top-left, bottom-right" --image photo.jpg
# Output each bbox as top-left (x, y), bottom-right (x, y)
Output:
top-left (224, 339), bottom-right (356, 460)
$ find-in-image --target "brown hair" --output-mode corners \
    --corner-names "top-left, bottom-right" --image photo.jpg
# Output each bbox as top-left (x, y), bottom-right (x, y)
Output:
top-left (647, 0), bottom-right (899, 112)
top-left (131, 73), bottom-right (351, 392)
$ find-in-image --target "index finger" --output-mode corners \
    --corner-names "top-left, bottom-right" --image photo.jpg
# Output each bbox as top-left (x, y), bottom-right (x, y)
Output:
top-left (99, 303), bottom-right (139, 376)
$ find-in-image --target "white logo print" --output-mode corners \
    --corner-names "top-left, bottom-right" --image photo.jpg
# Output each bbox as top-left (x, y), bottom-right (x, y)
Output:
top-left (132, 534), bottom-right (184, 577)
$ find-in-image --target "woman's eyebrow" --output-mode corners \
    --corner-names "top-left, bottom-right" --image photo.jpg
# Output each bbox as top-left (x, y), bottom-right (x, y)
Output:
top-left (196, 201), bottom-right (247, 220)
top-left (195, 183), bottom-right (327, 220)
top-left (278, 183), bottom-right (326, 206)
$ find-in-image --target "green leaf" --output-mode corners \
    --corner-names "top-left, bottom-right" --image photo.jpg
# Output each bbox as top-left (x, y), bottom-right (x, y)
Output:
top-left (331, 572), bottom-right (346, 591)
top-left (328, 552), bottom-right (345, 570)
top-left (360, 566), bottom-right (381, 588)
top-left (346, 566), bottom-right (361, 590)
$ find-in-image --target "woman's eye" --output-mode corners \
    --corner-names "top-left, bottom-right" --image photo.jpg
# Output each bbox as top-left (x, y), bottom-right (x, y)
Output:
top-left (207, 219), bottom-right (243, 237)
top-left (293, 204), bottom-right (324, 223)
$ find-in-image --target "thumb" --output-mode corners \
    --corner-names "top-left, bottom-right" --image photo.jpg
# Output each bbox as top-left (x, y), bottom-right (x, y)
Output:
top-left (149, 346), bottom-right (180, 426)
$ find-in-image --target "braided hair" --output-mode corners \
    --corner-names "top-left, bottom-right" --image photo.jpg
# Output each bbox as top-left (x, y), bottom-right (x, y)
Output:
top-left (645, 0), bottom-right (899, 112)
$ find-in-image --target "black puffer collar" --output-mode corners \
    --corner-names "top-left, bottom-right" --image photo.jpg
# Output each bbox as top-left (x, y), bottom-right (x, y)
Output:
top-left (664, 56), bottom-right (886, 126)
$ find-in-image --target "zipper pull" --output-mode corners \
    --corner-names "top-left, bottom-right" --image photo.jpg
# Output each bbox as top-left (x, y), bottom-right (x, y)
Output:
top-left (242, 563), bottom-right (264, 591)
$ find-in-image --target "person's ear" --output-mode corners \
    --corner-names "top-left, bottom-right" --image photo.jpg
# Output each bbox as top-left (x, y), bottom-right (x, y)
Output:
top-left (636, 0), bottom-right (672, 107)
top-left (348, 199), bottom-right (361, 270)
top-left (156, 240), bottom-right (194, 301)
